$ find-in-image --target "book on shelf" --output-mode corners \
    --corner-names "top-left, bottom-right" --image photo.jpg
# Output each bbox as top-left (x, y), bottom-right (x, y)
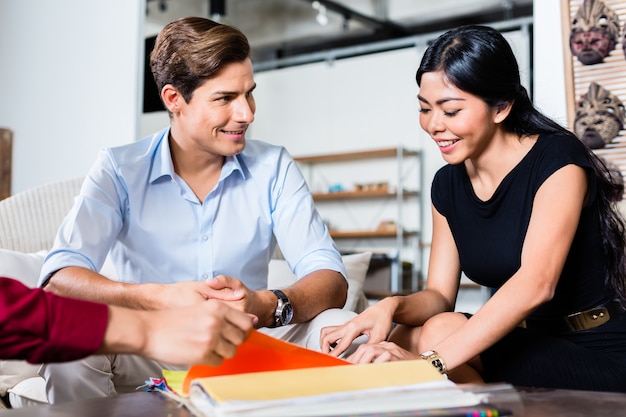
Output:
top-left (151, 330), bottom-right (516, 417)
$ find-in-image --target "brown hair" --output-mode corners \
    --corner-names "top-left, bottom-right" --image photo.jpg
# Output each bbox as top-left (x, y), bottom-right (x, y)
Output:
top-left (150, 17), bottom-right (250, 104)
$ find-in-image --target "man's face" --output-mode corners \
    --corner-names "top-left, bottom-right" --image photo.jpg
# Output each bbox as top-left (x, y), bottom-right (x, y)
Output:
top-left (170, 59), bottom-right (257, 158)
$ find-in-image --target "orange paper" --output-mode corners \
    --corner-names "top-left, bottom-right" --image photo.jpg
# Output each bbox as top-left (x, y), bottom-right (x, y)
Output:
top-left (182, 329), bottom-right (349, 395)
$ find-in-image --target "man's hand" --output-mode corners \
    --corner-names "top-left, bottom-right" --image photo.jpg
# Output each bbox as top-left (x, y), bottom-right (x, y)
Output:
top-left (203, 276), bottom-right (279, 327)
top-left (154, 280), bottom-right (245, 309)
top-left (204, 275), bottom-right (255, 312)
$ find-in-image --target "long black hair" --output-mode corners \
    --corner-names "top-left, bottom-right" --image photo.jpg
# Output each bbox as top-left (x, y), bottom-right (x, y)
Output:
top-left (417, 25), bottom-right (626, 305)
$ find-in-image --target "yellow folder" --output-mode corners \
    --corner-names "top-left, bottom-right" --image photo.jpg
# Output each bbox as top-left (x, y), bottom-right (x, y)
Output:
top-left (191, 359), bottom-right (446, 403)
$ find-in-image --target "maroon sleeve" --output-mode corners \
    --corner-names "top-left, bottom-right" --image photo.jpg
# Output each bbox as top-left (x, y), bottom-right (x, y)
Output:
top-left (0, 277), bottom-right (109, 363)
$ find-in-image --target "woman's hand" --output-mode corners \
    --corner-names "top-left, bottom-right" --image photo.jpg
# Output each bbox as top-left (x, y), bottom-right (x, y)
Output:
top-left (347, 341), bottom-right (420, 364)
top-left (320, 298), bottom-right (397, 357)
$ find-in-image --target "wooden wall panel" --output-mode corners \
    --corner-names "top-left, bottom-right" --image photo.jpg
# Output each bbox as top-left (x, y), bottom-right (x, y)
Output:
top-left (562, 0), bottom-right (626, 198)
top-left (0, 128), bottom-right (12, 200)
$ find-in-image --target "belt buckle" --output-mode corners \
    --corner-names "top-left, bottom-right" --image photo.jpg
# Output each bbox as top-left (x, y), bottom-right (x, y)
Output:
top-left (566, 307), bottom-right (610, 331)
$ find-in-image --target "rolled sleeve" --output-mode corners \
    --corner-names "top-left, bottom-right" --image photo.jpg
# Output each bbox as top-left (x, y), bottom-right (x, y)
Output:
top-left (0, 278), bottom-right (108, 363)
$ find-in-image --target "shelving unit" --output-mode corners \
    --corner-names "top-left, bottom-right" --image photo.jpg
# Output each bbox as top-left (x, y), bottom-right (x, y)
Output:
top-left (294, 147), bottom-right (424, 295)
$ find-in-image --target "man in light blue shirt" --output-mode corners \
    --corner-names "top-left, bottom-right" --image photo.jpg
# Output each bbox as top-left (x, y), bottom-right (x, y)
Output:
top-left (37, 17), bottom-right (356, 404)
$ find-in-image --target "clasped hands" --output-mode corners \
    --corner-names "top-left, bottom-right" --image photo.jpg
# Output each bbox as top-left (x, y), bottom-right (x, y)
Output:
top-left (163, 274), bottom-right (267, 320)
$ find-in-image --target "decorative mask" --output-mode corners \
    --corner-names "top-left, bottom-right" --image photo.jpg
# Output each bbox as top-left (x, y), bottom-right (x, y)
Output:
top-left (569, 0), bottom-right (620, 65)
top-left (574, 82), bottom-right (625, 149)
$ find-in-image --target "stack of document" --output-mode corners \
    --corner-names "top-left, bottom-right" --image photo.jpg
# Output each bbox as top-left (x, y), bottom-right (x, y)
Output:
top-left (155, 330), bottom-right (513, 417)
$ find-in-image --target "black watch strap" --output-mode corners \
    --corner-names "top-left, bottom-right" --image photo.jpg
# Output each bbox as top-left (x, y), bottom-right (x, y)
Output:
top-left (270, 289), bottom-right (293, 327)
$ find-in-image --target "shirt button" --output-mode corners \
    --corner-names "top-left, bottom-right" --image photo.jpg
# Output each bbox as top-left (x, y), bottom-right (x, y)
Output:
top-left (202, 235), bottom-right (209, 241)
top-left (202, 273), bottom-right (209, 279)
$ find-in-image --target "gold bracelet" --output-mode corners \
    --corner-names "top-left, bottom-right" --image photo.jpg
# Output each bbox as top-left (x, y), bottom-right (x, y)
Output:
top-left (419, 350), bottom-right (448, 375)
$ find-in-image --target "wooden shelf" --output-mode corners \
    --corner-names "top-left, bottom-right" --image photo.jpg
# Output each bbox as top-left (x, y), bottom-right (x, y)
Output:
top-left (330, 230), bottom-right (418, 239)
top-left (312, 189), bottom-right (419, 200)
top-left (294, 146), bottom-right (424, 293)
top-left (295, 147), bottom-right (420, 164)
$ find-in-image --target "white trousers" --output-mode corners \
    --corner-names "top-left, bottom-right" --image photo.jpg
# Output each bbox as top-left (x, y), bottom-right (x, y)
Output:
top-left (40, 308), bottom-right (365, 404)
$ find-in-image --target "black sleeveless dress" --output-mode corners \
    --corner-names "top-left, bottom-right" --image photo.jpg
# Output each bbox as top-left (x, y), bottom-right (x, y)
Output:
top-left (431, 133), bottom-right (626, 392)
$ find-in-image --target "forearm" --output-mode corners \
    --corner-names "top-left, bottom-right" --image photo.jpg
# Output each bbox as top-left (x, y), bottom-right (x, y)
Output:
top-left (432, 277), bottom-right (548, 371)
top-left (391, 289), bottom-right (452, 326)
top-left (98, 306), bottom-right (149, 355)
top-left (291, 270), bottom-right (346, 320)
top-left (44, 266), bottom-right (163, 310)
top-left (260, 270), bottom-right (346, 327)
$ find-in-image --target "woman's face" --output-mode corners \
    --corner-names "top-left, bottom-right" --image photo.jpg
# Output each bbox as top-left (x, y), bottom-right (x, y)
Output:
top-left (418, 71), bottom-right (499, 165)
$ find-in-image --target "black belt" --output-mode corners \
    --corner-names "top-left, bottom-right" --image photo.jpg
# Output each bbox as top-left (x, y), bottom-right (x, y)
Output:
top-left (522, 300), bottom-right (625, 333)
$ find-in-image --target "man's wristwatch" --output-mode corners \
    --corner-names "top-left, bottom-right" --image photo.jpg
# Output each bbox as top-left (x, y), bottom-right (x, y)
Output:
top-left (270, 289), bottom-right (293, 327)
top-left (419, 350), bottom-right (448, 375)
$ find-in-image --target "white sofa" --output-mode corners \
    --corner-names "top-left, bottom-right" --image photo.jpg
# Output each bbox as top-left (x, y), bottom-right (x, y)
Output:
top-left (0, 177), bottom-right (371, 408)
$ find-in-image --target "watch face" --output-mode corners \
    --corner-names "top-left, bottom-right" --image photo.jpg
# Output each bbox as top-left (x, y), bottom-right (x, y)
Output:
top-left (281, 302), bottom-right (294, 325)
top-left (420, 350), bottom-right (436, 359)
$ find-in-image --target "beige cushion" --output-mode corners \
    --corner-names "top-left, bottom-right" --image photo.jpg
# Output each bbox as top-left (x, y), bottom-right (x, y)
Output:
top-left (268, 252), bottom-right (372, 312)
top-left (8, 377), bottom-right (47, 407)
top-left (0, 249), bottom-right (47, 288)
top-left (0, 361), bottom-right (41, 398)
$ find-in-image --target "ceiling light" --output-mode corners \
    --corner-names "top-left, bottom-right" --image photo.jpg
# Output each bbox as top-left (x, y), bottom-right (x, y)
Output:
top-left (312, 1), bottom-right (329, 26)
top-left (210, 0), bottom-right (226, 22)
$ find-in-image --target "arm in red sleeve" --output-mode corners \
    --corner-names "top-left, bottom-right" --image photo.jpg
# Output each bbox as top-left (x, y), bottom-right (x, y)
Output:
top-left (0, 277), bottom-right (109, 363)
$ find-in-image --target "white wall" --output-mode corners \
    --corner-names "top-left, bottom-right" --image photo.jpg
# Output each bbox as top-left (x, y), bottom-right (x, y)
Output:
top-left (533, 0), bottom-right (568, 126)
top-left (251, 47), bottom-right (425, 156)
top-left (0, 0), bottom-right (145, 193)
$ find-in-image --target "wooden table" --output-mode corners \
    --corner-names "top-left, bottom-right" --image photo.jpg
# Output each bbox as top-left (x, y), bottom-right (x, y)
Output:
top-left (0, 387), bottom-right (625, 416)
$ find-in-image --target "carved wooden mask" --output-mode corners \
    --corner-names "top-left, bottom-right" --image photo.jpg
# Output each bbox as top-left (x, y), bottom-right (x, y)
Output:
top-left (574, 82), bottom-right (625, 149)
top-left (570, 0), bottom-right (620, 65)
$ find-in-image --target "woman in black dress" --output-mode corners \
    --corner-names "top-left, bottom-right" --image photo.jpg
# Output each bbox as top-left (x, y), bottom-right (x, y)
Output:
top-left (320, 25), bottom-right (626, 392)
